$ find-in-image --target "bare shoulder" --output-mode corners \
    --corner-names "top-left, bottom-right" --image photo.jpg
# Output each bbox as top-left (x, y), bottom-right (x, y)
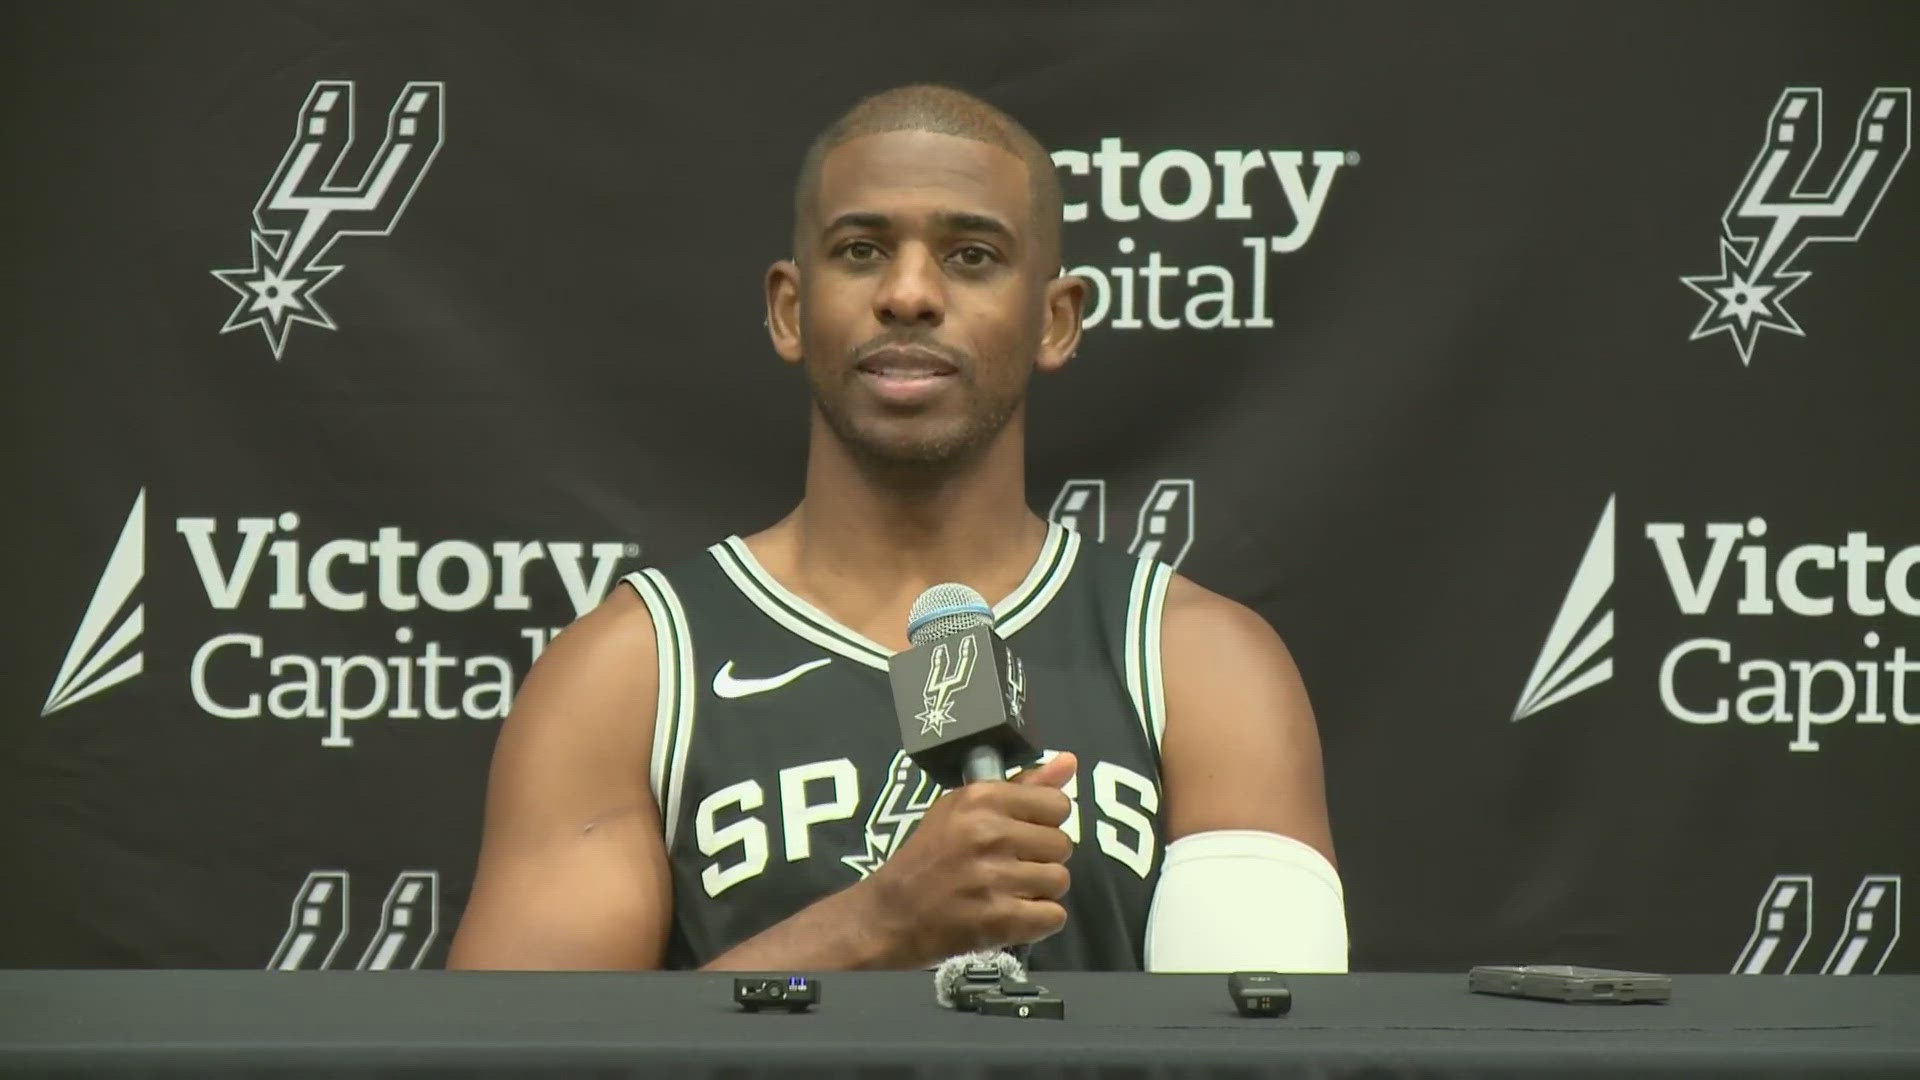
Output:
top-left (1155, 569), bottom-right (1334, 864)
top-left (1158, 570), bottom-right (1311, 742)
top-left (516, 582), bottom-right (659, 725)
top-left (1160, 572), bottom-right (1292, 657)
top-left (490, 582), bottom-right (661, 828)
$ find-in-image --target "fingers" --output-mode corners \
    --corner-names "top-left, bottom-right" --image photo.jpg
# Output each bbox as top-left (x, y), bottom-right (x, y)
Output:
top-left (1000, 898), bottom-right (1069, 945)
top-left (996, 856), bottom-right (1071, 901)
top-left (969, 782), bottom-right (1072, 829)
top-left (1014, 750), bottom-right (1077, 789)
top-left (1000, 751), bottom-right (1076, 828)
top-left (1001, 817), bottom-right (1074, 864)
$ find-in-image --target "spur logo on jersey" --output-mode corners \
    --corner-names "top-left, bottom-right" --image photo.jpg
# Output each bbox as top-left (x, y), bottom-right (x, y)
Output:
top-left (1515, 495), bottom-right (1920, 752)
top-left (213, 80), bottom-right (446, 360)
top-left (693, 751), bottom-right (1162, 897)
top-left (1050, 479), bottom-right (1195, 570)
top-left (1052, 139), bottom-right (1356, 331)
top-left (268, 869), bottom-right (440, 970)
top-left (43, 488), bottom-right (636, 747)
top-left (843, 751), bottom-right (945, 879)
top-left (1734, 873), bottom-right (1901, 975)
top-left (1681, 87), bottom-right (1910, 366)
top-left (916, 637), bottom-right (977, 737)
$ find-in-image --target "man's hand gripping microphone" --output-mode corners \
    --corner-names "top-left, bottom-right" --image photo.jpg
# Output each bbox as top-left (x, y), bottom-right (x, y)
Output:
top-left (868, 584), bottom-right (1073, 971)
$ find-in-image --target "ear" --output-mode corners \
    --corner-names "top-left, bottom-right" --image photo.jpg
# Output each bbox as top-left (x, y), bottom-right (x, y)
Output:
top-left (766, 258), bottom-right (803, 365)
top-left (1035, 270), bottom-right (1088, 375)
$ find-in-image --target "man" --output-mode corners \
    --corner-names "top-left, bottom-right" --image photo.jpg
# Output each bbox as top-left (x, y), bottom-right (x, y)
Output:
top-left (447, 84), bottom-right (1344, 972)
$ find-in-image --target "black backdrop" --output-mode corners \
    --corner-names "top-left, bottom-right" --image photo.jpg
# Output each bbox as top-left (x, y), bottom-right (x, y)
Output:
top-left (4, 0), bottom-right (1915, 975)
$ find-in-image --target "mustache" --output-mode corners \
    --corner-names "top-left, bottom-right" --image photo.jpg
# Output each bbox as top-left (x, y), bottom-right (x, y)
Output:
top-left (850, 335), bottom-right (969, 370)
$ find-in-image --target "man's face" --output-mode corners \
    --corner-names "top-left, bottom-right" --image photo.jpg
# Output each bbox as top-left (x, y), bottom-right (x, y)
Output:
top-left (785, 130), bottom-right (1047, 467)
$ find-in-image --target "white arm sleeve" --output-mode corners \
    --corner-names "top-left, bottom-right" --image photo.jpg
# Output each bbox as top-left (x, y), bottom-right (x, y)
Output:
top-left (1144, 829), bottom-right (1348, 973)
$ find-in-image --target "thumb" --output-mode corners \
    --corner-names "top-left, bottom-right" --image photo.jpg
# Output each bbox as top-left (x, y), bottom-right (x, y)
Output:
top-left (1015, 750), bottom-right (1077, 789)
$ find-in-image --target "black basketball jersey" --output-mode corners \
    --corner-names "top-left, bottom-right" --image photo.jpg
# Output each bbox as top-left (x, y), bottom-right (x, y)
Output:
top-left (619, 523), bottom-right (1172, 971)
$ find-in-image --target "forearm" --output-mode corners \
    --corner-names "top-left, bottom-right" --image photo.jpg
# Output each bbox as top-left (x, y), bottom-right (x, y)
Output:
top-left (698, 881), bottom-right (917, 972)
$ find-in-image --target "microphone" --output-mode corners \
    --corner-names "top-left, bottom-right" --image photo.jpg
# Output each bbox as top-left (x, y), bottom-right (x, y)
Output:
top-left (893, 584), bottom-right (1044, 993)
top-left (932, 948), bottom-right (1028, 1010)
top-left (890, 583), bottom-right (1038, 789)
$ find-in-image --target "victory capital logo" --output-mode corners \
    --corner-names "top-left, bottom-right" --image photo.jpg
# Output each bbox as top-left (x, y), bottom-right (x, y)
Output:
top-left (213, 81), bottom-right (445, 360)
top-left (1682, 87), bottom-right (1909, 366)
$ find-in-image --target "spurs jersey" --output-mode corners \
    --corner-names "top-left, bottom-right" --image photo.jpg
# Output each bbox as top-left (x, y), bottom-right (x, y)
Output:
top-left (619, 523), bottom-right (1172, 971)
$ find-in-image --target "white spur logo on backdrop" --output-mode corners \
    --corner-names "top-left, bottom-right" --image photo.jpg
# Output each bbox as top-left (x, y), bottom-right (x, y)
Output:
top-left (1049, 478), bottom-right (1196, 570)
top-left (213, 80), bottom-right (445, 360)
top-left (1681, 87), bottom-right (1909, 366)
top-left (269, 870), bottom-right (440, 970)
top-left (1735, 874), bottom-right (1901, 975)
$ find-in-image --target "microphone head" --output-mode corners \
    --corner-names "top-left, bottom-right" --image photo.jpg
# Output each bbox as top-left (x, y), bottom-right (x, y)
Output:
top-left (932, 948), bottom-right (1028, 1008)
top-left (907, 583), bottom-right (993, 644)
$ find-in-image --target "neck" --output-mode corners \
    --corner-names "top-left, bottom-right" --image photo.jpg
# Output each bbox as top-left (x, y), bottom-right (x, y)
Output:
top-left (743, 407), bottom-right (1048, 649)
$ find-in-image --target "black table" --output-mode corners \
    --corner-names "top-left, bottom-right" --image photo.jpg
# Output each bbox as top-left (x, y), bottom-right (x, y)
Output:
top-left (3, 970), bottom-right (1917, 1077)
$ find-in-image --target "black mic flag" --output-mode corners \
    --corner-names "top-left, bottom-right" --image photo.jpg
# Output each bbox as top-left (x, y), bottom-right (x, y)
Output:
top-left (889, 583), bottom-right (1039, 789)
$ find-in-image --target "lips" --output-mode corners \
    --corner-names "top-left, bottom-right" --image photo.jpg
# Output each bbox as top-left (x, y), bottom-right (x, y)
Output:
top-left (851, 346), bottom-right (960, 406)
top-left (854, 347), bottom-right (959, 379)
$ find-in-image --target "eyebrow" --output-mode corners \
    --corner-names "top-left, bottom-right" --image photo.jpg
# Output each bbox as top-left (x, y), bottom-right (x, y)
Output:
top-left (823, 211), bottom-right (1018, 246)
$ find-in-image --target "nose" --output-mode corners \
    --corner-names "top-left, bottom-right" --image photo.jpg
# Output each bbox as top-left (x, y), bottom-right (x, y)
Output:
top-left (872, 243), bottom-right (945, 328)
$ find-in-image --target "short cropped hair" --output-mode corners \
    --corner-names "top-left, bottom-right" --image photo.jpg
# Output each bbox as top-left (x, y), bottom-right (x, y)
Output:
top-left (791, 83), bottom-right (1063, 275)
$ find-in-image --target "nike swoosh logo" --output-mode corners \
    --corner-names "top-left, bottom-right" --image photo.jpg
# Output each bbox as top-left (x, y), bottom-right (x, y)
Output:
top-left (712, 658), bottom-right (832, 699)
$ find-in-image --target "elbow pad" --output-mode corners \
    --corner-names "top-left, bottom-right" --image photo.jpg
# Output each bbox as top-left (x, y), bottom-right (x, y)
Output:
top-left (1144, 829), bottom-right (1348, 974)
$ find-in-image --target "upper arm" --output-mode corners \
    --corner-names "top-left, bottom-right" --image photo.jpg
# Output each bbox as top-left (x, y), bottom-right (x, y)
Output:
top-left (1155, 575), bottom-right (1336, 867)
top-left (446, 583), bottom-right (674, 970)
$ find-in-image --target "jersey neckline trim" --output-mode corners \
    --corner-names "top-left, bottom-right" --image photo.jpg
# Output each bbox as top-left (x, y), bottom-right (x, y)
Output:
top-left (709, 523), bottom-right (1080, 672)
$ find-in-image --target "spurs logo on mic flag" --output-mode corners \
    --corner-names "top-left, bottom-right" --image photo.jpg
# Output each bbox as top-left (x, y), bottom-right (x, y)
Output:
top-left (1003, 654), bottom-right (1027, 727)
top-left (917, 636), bottom-right (978, 737)
top-left (213, 80), bottom-right (446, 360)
